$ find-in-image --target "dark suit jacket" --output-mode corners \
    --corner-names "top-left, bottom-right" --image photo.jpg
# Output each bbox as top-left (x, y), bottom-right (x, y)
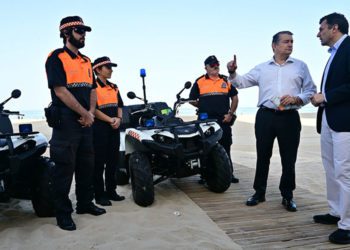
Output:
top-left (317, 36), bottom-right (350, 133)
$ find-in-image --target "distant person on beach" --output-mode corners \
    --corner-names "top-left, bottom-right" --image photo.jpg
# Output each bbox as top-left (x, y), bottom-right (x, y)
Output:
top-left (227, 31), bottom-right (316, 212)
top-left (92, 56), bottom-right (125, 206)
top-left (189, 55), bottom-right (239, 184)
top-left (45, 16), bottom-right (106, 231)
top-left (311, 13), bottom-right (350, 244)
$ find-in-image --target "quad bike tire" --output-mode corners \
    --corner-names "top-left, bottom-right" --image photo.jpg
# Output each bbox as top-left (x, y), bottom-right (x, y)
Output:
top-left (129, 152), bottom-right (154, 207)
top-left (205, 144), bottom-right (232, 193)
top-left (31, 157), bottom-right (55, 217)
top-left (115, 151), bottom-right (130, 185)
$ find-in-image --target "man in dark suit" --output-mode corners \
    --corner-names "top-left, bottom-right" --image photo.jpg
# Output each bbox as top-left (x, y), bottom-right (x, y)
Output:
top-left (311, 12), bottom-right (350, 245)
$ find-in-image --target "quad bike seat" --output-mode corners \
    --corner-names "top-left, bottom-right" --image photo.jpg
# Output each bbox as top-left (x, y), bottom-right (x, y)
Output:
top-left (0, 138), bottom-right (7, 147)
top-left (120, 102), bottom-right (171, 130)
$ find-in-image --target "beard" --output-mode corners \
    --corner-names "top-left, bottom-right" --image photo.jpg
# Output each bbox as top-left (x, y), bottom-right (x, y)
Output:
top-left (68, 35), bottom-right (85, 49)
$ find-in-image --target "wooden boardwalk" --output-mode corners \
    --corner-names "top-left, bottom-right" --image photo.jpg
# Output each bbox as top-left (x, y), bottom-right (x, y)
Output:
top-left (173, 164), bottom-right (348, 249)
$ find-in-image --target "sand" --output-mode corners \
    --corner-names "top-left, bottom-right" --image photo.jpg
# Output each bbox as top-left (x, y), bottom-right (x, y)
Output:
top-left (0, 113), bottom-right (325, 249)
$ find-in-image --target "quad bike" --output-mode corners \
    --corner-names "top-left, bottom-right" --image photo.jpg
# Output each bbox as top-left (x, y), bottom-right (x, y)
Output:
top-left (116, 102), bottom-right (170, 185)
top-left (124, 69), bottom-right (232, 207)
top-left (0, 89), bottom-right (55, 217)
top-left (115, 70), bottom-right (172, 186)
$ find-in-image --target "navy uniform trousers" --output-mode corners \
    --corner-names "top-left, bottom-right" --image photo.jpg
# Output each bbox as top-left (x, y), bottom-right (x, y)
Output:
top-left (93, 121), bottom-right (120, 199)
top-left (49, 113), bottom-right (95, 217)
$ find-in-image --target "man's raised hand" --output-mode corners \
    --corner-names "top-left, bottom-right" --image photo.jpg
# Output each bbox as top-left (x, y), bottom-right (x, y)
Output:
top-left (227, 54), bottom-right (237, 74)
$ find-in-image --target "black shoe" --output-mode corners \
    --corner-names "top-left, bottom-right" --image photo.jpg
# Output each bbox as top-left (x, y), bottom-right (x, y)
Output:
top-left (282, 198), bottom-right (297, 212)
top-left (314, 213), bottom-right (340, 224)
top-left (246, 194), bottom-right (266, 206)
top-left (329, 229), bottom-right (350, 244)
top-left (76, 203), bottom-right (106, 216)
top-left (95, 197), bottom-right (112, 206)
top-left (231, 175), bottom-right (239, 183)
top-left (56, 215), bottom-right (76, 231)
top-left (107, 191), bottom-right (125, 201)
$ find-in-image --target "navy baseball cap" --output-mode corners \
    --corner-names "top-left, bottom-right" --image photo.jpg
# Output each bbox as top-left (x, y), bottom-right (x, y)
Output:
top-left (204, 55), bottom-right (219, 65)
top-left (59, 16), bottom-right (91, 32)
top-left (93, 57), bottom-right (118, 70)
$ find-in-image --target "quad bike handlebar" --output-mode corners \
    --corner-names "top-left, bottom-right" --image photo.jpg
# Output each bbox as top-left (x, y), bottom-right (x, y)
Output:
top-left (0, 89), bottom-right (29, 136)
top-left (127, 81), bottom-right (194, 128)
top-left (0, 89), bottom-right (23, 117)
top-left (1, 110), bottom-right (22, 116)
top-left (0, 89), bottom-right (21, 112)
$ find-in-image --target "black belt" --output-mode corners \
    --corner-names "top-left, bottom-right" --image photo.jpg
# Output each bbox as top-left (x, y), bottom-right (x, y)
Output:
top-left (259, 106), bottom-right (297, 113)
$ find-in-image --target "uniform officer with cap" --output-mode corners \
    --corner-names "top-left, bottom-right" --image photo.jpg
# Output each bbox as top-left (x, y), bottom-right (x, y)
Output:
top-left (189, 55), bottom-right (239, 184)
top-left (92, 56), bottom-right (125, 206)
top-left (45, 16), bottom-right (106, 231)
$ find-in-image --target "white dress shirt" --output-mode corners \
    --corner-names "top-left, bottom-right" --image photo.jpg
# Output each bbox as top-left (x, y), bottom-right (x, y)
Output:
top-left (228, 57), bottom-right (317, 109)
top-left (322, 34), bottom-right (348, 101)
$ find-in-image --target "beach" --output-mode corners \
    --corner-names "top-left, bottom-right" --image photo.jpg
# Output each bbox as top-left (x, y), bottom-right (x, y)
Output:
top-left (0, 113), bottom-right (325, 249)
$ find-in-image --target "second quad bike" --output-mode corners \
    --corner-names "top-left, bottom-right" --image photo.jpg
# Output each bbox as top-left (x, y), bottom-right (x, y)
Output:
top-left (124, 70), bottom-right (232, 207)
top-left (0, 89), bottom-right (54, 217)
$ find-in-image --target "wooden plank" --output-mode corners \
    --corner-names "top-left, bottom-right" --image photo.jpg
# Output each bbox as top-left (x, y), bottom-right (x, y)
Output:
top-left (173, 163), bottom-right (342, 249)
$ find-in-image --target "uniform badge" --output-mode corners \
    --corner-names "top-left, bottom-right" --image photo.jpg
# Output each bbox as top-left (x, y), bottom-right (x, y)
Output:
top-left (221, 82), bottom-right (227, 88)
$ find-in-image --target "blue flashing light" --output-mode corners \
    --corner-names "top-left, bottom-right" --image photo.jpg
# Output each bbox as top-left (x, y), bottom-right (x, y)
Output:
top-left (140, 68), bottom-right (146, 77)
top-left (145, 119), bottom-right (155, 127)
top-left (199, 113), bottom-right (208, 120)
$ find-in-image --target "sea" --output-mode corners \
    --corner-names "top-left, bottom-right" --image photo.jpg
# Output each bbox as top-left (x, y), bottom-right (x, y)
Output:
top-left (14, 105), bottom-right (318, 120)
top-left (11, 110), bottom-right (46, 120)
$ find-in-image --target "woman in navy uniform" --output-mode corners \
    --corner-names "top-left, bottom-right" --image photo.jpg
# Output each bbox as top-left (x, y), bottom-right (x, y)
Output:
top-left (92, 57), bottom-right (125, 206)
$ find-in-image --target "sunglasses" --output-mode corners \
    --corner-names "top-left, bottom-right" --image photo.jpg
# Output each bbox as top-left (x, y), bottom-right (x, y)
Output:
top-left (209, 63), bottom-right (220, 68)
top-left (73, 27), bottom-right (87, 35)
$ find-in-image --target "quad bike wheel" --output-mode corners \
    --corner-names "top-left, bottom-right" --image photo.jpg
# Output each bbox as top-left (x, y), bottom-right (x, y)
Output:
top-left (31, 157), bottom-right (55, 217)
top-left (205, 144), bottom-right (232, 193)
top-left (129, 152), bottom-right (154, 207)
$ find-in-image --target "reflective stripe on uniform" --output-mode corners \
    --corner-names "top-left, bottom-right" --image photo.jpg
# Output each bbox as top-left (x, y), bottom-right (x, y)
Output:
top-left (66, 82), bottom-right (93, 89)
top-left (200, 92), bottom-right (228, 97)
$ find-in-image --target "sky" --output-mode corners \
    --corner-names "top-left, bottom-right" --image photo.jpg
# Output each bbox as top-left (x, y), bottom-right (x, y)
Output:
top-left (0, 0), bottom-right (349, 113)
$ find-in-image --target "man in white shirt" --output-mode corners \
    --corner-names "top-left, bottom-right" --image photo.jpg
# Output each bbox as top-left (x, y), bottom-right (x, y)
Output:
top-left (311, 12), bottom-right (350, 245)
top-left (227, 31), bottom-right (316, 212)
